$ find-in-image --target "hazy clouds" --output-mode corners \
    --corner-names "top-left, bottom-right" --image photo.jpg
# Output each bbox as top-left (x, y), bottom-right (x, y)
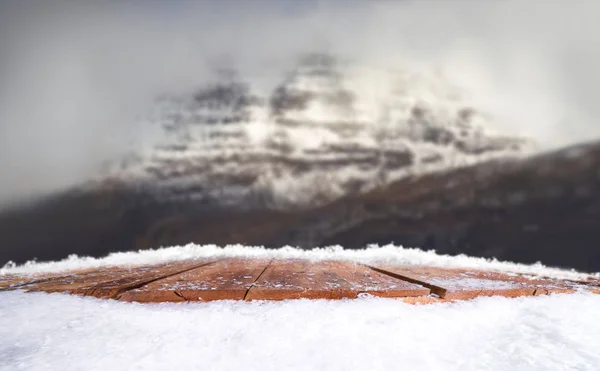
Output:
top-left (1, 0), bottom-right (599, 207)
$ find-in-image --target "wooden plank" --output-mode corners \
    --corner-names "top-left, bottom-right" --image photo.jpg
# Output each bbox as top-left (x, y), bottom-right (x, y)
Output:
top-left (245, 259), bottom-right (429, 300)
top-left (333, 263), bottom-right (431, 298)
top-left (0, 269), bottom-right (103, 291)
top-left (24, 260), bottom-right (214, 299)
top-left (23, 266), bottom-right (165, 295)
top-left (6, 259), bottom-right (595, 303)
top-left (118, 258), bottom-right (271, 303)
top-left (585, 280), bottom-right (600, 294)
top-left (80, 260), bottom-right (217, 299)
top-left (370, 266), bottom-right (587, 300)
top-left (1, 273), bottom-right (36, 290)
top-left (0, 274), bottom-right (39, 290)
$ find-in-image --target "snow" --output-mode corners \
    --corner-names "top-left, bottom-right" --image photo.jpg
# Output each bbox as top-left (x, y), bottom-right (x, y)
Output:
top-left (94, 57), bottom-right (533, 210)
top-left (2, 245), bottom-right (599, 370)
top-left (427, 277), bottom-right (523, 290)
top-left (2, 244), bottom-right (598, 281)
top-left (0, 290), bottom-right (599, 371)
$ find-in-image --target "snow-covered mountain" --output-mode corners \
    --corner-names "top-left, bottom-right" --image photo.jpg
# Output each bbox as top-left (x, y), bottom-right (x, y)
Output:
top-left (97, 53), bottom-right (531, 210)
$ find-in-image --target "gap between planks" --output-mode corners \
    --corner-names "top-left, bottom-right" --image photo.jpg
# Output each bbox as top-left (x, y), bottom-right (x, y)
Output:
top-left (243, 260), bottom-right (431, 301)
top-left (4, 259), bottom-right (598, 303)
top-left (367, 265), bottom-right (596, 300)
top-left (242, 259), bottom-right (273, 300)
top-left (5, 260), bottom-right (219, 299)
top-left (109, 260), bottom-right (221, 299)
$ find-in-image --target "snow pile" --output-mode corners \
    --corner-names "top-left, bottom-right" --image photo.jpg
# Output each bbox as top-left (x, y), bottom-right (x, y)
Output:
top-left (1, 291), bottom-right (599, 371)
top-left (2, 244), bottom-right (599, 370)
top-left (2, 244), bottom-right (597, 281)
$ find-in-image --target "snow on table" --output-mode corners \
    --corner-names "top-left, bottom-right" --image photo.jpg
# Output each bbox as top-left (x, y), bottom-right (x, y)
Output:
top-left (370, 266), bottom-right (591, 300)
top-left (16, 260), bottom-right (213, 298)
top-left (120, 259), bottom-right (269, 302)
top-left (245, 259), bottom-right (430, 300)
top-left (1, 258), bottom-right (598, 303)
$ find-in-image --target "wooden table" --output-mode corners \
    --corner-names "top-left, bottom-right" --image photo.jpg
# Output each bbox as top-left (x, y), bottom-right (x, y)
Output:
top-left (2, 258), bottom-right (598, 304)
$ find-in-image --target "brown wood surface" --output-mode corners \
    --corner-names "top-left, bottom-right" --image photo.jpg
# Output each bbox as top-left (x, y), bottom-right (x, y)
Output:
top-left (81, 260), bottom-right (216, 298)
top-left (3, 259), bottom-right (597, 303)
top-left (119, 258), bottom-right (271, 302)
top-left (23, 260), bottom-right (214, 298)
top-left (245, 259), bottom-right (429, 300)
top-left (587, 280), bottom-right (600, 294)
top-left (370, 266), bottom-right (588, 300)
top-left (22, 265), bottom-right (162, 295)
top-left (0, 273), bottom-right (40, 290)
top-left (1, 268), bottom-right (112, 291)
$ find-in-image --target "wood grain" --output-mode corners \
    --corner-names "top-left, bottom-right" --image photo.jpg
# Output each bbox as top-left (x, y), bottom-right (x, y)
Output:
top-left (23, 260), bottom-right (214, 298)
top-left (371, 266), bottom-right (587, 300)
top-left (245, 259), bottom-right (429, 300)
top-left (0, 273), bottom-right (40, 290)
top-left (1, 268), bottom-right (107, 291)
top-left (5, 259), bottom-right (596, 303)
top-left (119, 258), bottom-right (271, 302)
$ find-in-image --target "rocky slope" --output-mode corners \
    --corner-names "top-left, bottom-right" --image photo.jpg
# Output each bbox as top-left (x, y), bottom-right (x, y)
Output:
top-left (2, 139), bottom-right (599, 272)
top-left (100, 53), bottom-right (530, 209)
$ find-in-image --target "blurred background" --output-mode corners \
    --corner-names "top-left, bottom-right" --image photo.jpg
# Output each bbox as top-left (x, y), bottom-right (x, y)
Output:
top-left (1, 0), bottom-right (599, 271)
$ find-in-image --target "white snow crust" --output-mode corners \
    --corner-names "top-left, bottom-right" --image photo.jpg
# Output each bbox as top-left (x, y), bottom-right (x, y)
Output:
top-left (1, 291), bottom-right (599, 371)
top-left (2, 245), bottom-right (599, 370)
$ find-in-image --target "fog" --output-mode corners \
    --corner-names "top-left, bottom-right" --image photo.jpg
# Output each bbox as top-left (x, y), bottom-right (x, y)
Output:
top-left (1, 0), bottom-right (599, 207)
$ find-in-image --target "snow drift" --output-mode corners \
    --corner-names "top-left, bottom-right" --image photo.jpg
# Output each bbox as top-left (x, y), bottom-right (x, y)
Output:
top-left (2, 246), bottom-right (599, 371)
top-left (1, 290), bottom-right (600, 371)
